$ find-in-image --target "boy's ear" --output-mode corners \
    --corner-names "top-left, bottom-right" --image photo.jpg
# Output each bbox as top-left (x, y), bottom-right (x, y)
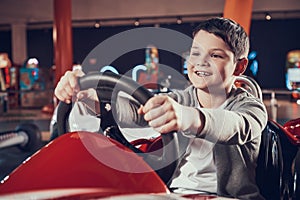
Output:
top-left (233, 58), bottom-right (248, 76)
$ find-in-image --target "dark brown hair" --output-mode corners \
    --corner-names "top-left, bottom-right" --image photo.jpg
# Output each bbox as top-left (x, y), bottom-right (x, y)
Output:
top-left (193, 17), bottom-right (250, 60)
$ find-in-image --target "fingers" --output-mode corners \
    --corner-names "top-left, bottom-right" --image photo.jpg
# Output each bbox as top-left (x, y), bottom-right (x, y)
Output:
top-left (142, 95), bottom-right (178, 133)
top-left (143, 101), bottom-right (172, 122)
top-left (137, 105), bottom-right (144, 115)
top-left (54, 70), bottom-right (81, 104)
top-left (154, 120), bottom-right (178, 134)
top-left (76, 88), bottom-right (98, 102)
top-left (142, 95), bottom-right (169, 113)
top-left (148, 111), bottom-right (177, 134)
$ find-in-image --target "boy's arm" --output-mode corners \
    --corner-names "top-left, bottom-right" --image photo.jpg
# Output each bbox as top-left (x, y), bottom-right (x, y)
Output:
top-left (193, 96), bottom-right (267, 145)
top-left (116, 93), bottom-right (148, 128)
top-left (170, 87), bottom-right (268, 145)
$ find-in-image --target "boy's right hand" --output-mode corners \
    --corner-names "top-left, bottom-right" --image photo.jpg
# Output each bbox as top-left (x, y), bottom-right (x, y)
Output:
top-left (54, 70), bottom-right (98, 104)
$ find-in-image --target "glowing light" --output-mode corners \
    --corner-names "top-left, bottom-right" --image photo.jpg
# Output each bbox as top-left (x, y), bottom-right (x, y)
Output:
top-left (100, 66), bottom-right (119, 74)
top-left (265, 13), bottom-right (272, 20)
top-left (1, 175), bottom-right (9, 184)
top-left (28, 58), bottom-right (39, 65)
top-left (94, 21), bottom-right (101, 28)
top-left (134, 19), bottom-right (140, 26)
top-left (248, 51), bottom-right (257, 60)
top-left (176, 17), bottom-right (182, 24)
top-left (132, 65), bottom-right (147, 81)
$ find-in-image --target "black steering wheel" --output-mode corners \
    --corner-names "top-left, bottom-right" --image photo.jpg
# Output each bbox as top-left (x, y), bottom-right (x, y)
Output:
top-left (56, 71), bottom-right (181, 184)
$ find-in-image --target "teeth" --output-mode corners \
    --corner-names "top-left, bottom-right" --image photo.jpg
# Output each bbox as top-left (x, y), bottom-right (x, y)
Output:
top-left (196, 71), bottom-right (210, 76)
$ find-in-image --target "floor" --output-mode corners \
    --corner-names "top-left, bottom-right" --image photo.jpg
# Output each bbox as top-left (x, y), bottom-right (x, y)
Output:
top-left (0, 96), bottom-right (300, 181)
top-left (0, 107), bottom-right (52, 180)
top-left (0, 108), bottom-right (52, 139)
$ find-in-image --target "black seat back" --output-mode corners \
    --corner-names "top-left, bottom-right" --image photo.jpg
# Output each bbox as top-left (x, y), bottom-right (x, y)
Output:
top-left (235, 76), bottom-right (299, 199)
top-left (256, 121), bottom-right (283, 200)
top-left (256, 120), bottom-right (298, 200)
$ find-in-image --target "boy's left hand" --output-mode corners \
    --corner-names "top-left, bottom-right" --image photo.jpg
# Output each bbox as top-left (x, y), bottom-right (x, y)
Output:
top-left (138, 95), bottom-right (202, 134)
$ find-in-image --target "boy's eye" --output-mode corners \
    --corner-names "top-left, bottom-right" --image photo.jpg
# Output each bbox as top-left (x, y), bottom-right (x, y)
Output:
top-left (191, 52), bottom-right (200, 57)
top-left (211, 54), bottom-right (223, 59)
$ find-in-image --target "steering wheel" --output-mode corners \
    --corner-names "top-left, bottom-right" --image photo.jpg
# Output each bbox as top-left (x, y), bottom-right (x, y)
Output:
top-left (56, 71), bottom-right (181, 184)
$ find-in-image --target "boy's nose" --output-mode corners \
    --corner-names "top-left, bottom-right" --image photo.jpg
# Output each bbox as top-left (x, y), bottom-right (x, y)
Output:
top-left (189, 56), bottom-right (210, 67)
top-left (196, 60), bottom-right (210, 67)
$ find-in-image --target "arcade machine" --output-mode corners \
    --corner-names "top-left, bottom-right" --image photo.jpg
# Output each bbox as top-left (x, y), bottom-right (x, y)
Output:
top-left (181, 51), bottom-right (190, 79)
top-left (0, 53), bottom-right (12, 113)
top-left (19, 58), bottom-right (48, 108)
top-left (286, 50), bottom-right (300, 103)
top-left (137, 45), bottom-right (159, 90)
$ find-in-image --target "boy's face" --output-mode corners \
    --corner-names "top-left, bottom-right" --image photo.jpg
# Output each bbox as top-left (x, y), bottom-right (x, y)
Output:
top-left (188, 30), bottom-right (238, 93)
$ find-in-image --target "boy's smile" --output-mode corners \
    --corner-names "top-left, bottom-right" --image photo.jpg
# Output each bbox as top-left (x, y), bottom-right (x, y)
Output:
top-left (195, 70), bottom-right (212, 77)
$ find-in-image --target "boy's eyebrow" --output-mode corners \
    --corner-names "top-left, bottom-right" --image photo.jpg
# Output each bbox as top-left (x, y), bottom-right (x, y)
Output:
top-left (191, 46), bottom-right (200, 50)
top-left (211, 48), bottom-right (227, 52)
top-left (191, 46), bottom-right (227, 53)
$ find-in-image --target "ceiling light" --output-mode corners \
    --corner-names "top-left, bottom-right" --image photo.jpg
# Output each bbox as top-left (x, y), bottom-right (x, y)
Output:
top-left (176, 17), bottom-right (182, 24)
top-left (94, 21), bottom-right (101, 28)
top-left (134, 19), bottom-right (140, 26)
top-left (265, 13), bottom-right (272, 20)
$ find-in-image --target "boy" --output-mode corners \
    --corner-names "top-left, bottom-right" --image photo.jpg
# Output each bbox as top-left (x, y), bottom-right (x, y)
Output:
top-left (54, 17), bottom-right (268, 199)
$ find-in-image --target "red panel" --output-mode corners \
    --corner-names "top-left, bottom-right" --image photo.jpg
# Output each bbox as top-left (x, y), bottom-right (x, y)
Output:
top-left (284, 118), bottom-right (300, 146)
top-left (0, 132), bottom-right (168, 197)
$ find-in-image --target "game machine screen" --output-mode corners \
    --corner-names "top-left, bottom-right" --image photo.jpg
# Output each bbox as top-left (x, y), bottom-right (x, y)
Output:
top-left (137, 45), bottom-right (159, 90)
top-left (286, 50), bottom-right (300, 102)
top-left (19, 58), bottom-right (44, 107)
top-left (181, 51), bottom-right (189, 79)
top-left (0, 53), bottom-right (11, 113)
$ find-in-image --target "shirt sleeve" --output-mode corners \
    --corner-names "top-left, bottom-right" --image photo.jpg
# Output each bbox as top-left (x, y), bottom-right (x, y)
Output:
top-left (116, 93), bottom-right (148, 128)
top-left (196, 94), bottom-right (268, 145)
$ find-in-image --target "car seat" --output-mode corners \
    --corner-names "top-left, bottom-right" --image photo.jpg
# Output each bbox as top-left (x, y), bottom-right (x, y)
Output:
top-left (235, 75), bottom-right (299, 200)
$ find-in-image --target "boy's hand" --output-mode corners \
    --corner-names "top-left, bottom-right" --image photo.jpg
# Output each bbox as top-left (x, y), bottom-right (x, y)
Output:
top-left (54, 70), bottom-right (98, 104)
top-left (138, 95), bottom-right (202, 134)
